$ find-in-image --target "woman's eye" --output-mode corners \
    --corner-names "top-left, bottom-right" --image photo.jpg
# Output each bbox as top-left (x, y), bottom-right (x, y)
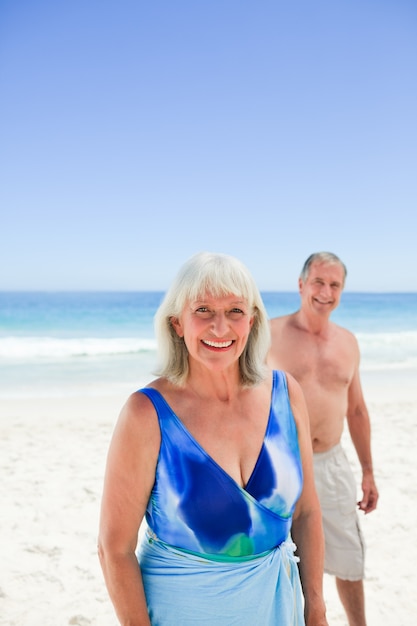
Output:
top-left (194, 307), bottom-right (246, 319)
top-left (195, 307), bottom-right (213, 318)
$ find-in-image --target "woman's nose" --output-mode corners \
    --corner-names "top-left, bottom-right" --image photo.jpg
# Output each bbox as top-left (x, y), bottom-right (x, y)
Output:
top-left (210, 312), bottom-right (228, 335)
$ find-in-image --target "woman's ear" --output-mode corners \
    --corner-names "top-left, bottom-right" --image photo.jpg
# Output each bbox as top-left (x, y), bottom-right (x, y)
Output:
top-left (170, 316), bottom-right (184, 337)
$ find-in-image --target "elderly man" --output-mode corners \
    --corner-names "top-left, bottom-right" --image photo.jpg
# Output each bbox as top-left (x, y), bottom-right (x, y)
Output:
top-left (268, 251), bottom-right (378, 626)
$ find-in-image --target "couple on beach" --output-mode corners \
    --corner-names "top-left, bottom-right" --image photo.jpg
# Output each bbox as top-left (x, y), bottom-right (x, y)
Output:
top-left (98, 250), bottom-right (378, 626)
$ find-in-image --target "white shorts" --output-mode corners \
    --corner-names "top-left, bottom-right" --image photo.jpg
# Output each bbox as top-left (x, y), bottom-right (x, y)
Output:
top-left (313, 444), bottom-right (365, 581)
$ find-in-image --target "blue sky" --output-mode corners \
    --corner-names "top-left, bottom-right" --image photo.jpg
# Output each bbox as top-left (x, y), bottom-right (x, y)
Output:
top-left (1, 0), bottom-right (416, 292)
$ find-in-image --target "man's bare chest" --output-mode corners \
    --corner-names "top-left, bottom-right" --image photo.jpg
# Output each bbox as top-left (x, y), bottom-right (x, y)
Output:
top-left (280, 336), bottom-right (354, 389)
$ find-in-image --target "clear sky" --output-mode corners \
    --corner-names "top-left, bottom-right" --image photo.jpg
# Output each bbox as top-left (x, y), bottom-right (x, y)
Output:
top-left (1, 0), bottom-right (416, 292)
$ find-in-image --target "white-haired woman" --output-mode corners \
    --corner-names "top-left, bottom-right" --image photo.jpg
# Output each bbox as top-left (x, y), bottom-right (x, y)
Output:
top-left (98, 251), bottom-right (328, 626)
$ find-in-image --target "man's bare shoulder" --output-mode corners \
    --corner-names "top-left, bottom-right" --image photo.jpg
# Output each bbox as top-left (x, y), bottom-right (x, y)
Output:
top-left (269, 314), bottom-right (296, 333)
top-left (330, 321), bottom-right (359, 345)
top-left (268, 314), bottom-right (300, 369)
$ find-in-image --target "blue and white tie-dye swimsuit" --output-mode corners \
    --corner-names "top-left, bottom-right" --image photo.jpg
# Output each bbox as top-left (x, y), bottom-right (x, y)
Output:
top-left (137, 370), bottom-right (306, 625)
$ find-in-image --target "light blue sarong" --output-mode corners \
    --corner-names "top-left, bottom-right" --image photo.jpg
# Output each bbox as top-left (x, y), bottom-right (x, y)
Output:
top-left (138, 530), bottom-right (305, 625)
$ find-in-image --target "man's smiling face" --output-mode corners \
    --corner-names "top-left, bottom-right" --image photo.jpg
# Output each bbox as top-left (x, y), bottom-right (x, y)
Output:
top-left (299, 262), bottom-right (345, 316)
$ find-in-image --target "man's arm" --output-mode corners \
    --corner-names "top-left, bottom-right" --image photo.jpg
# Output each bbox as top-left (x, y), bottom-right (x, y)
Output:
top-left (346, 363), bottom-right (379, 514)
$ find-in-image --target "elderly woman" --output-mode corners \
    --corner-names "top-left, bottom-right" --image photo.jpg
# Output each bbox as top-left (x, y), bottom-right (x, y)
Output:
top-left (98, 251), bottom-right (328, 625)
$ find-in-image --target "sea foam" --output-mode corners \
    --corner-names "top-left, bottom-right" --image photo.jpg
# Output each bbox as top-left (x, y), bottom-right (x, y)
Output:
top-left (0, 336), bottom-right (157, 360)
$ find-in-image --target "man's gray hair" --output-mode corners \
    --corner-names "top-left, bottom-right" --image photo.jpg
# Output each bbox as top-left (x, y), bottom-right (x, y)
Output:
top-left (300, 252), bottom-right (347, 283)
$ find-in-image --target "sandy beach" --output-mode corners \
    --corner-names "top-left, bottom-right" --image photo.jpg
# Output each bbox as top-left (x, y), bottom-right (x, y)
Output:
top-left (1, 367), bottom-right (416, 626)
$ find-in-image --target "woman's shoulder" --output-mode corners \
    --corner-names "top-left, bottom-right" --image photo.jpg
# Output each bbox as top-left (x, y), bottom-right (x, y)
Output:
top-left (119, 379), bottom-right (167, 426)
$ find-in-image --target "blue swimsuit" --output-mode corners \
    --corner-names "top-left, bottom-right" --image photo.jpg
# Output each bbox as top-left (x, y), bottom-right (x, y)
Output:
top-left (137, 370), bottom-right (305, 625)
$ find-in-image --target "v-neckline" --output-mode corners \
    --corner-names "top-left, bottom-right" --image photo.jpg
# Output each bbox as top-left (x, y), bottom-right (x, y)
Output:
top-left (148, 381), bottom-right (274, 491)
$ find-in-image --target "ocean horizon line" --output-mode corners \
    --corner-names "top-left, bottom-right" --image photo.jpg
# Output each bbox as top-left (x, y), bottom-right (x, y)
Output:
top-left (1, 289), bottom-right (417, 295)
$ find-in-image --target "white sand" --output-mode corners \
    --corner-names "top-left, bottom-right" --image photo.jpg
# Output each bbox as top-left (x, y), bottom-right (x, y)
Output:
top-left (1, 369), bottom-right (416, 625)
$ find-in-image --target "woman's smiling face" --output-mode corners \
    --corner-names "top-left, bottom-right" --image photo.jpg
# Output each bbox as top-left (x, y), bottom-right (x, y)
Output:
top-left (171, 293), bottom-right (254, 371)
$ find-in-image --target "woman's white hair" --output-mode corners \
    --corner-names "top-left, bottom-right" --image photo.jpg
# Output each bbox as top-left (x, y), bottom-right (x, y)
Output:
top-left (154, 251), bottom-right (271, 387)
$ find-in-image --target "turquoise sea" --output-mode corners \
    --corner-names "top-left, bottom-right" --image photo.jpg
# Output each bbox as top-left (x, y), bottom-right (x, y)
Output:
top-left (0, 291), bottom-right (416, 398)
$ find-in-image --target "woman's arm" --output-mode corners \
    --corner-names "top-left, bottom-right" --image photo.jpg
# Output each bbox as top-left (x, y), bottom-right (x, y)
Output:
top-left (98, 390), bottom-right (161, 626)
top-left (287, 373), bottom-right (328, 626)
